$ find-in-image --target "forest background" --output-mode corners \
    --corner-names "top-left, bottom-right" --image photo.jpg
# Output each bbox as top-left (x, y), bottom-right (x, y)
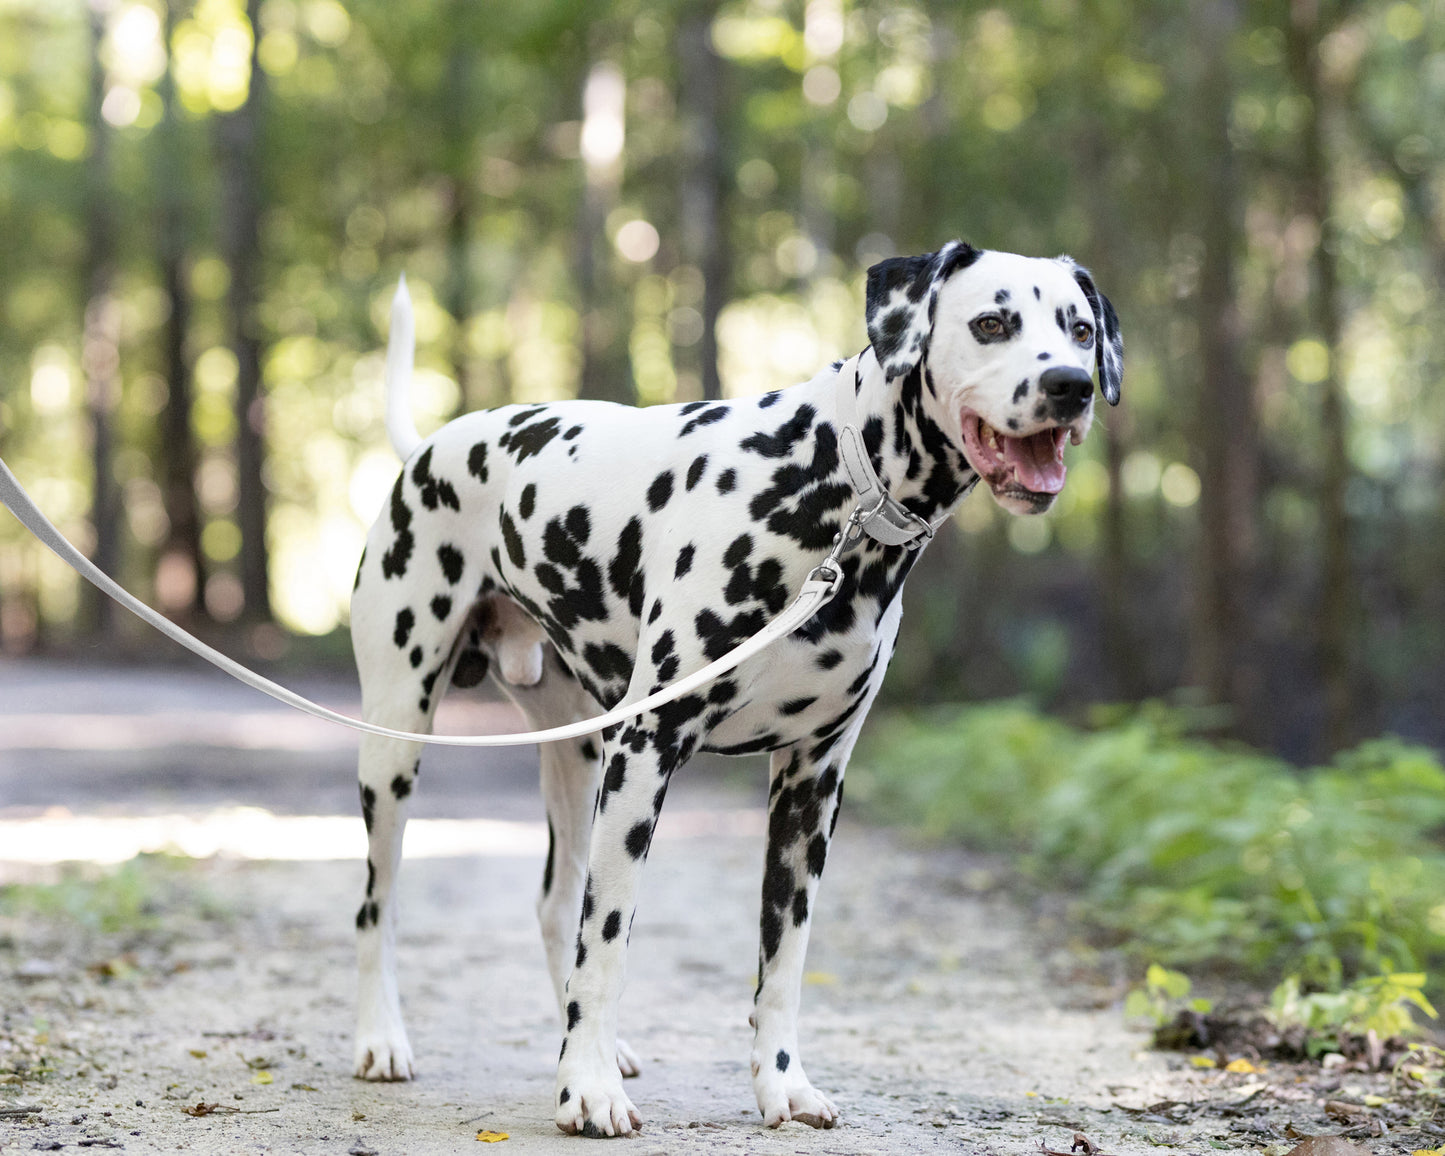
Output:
top-left (0, 0), bottom-right (1439, 763)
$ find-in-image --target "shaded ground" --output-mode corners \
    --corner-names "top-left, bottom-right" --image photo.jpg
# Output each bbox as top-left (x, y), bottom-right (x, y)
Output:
top-left (0, 660), bottom-right (1435, 1154)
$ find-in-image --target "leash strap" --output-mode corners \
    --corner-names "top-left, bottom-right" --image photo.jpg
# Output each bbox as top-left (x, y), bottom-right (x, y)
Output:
top-left (0, 454), bottom-right (844, 747)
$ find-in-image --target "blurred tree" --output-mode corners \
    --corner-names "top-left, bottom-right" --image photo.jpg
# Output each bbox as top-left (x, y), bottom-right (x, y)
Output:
top-left (155, 0), bottom-right (205, 622)
top-left (216, 0), bottom-right (269, 622)
top-left (80, 0), bottom-right (120, 637)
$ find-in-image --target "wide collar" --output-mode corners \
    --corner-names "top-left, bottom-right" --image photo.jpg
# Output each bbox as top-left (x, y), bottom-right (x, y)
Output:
top-left (833, 351), bottom-right (954, 549)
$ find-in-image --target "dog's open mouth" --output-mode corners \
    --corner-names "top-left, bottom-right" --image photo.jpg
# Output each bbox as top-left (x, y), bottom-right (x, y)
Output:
top-left (960, 409), bottom-right (1071, 497)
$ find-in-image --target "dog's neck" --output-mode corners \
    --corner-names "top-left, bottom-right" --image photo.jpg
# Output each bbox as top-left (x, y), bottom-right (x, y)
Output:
top-left (834, 347), bottom-right (979, 528)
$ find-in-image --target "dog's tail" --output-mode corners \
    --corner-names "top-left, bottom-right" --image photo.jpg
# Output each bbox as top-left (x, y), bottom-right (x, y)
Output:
top-left (384, 275), bottom-right (422, 460)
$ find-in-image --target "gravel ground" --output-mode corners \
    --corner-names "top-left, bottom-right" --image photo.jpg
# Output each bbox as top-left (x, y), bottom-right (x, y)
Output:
top-left (0, 658), bottom-right (1338, 1155)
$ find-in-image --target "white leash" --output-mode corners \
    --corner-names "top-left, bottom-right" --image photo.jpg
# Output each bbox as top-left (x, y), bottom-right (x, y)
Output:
top-left (0, 361), bottom-right (938, 746)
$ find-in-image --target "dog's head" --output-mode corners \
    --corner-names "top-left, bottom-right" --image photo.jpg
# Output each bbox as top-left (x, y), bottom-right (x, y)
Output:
top-left (866, 241), bottom-right (1122, 516)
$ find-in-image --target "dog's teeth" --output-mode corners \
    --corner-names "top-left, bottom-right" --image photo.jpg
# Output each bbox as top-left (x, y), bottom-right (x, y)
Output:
top-left (1069, 429), bottom-right (1082, 446)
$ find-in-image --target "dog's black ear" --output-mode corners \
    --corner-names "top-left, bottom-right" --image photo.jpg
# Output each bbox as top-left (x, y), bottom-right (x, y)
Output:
top-left (1059, 258), bottom-right (1123, 406)
top-left (866, 240), bottom-right (982, 379)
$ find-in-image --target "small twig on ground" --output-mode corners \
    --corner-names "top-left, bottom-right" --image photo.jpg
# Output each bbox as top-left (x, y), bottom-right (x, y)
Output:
top-left (1038, 1132), bottom-right (1118, 1156)
top-left (0, 1105), bottom-right (42, 1118)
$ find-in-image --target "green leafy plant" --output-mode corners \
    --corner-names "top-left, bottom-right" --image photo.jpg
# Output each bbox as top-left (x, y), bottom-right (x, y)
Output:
top-left (1271, 972), bottom-right (1438, 1054)
top-left (1125, 962), bottom-right (1214, 1025)
top-left (852, 701), bottom-right (1445, 987)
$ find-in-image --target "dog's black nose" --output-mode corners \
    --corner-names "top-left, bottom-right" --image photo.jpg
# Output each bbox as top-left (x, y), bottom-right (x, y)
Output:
top-left (1038, 366), bottom-right (1094, 408)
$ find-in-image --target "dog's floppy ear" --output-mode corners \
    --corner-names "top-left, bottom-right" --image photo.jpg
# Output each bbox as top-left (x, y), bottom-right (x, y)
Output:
top-left (1058, 258), bottom-right (1123, 406)
top-left (866, 240), bottom-right (982, 379)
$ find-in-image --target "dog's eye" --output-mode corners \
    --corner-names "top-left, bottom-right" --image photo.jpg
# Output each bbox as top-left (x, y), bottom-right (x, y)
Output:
top-left (1072, 321), bottom-right (1094, 344)
top-left (978, 316), bottom-right (1004, 337)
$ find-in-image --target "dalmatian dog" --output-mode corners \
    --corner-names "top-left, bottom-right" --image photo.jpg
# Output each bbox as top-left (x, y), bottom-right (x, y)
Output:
top-left (348, 241), bottom-right (1122, 1136)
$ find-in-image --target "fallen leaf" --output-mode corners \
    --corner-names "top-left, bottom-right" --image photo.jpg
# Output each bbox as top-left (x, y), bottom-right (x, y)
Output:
top-left (1361, 1095), bottom-right (1386, 1108)
top-left (250, 1070), bottom-right (273, 1085)
top-left (183, 1102), bottom-right (220, 1117)
top-left (476, 1131), bottom-right (509, 1142)
top-left (188, 1049), bottom-right (207, 1059)
top-left (1190, 1055), bottom-right (1217, 1069)
top-left (1285, 1138), bottom-right (1372, 1156)
top-left (1224, 1058), bottom-right (1258, 1074)
top-left (289, 1082), bottom-right (318, 1092)
top-left (1411, 1148), bottom-right (1445, 1156)
top-left (803, 971), bottom-right (837, 986)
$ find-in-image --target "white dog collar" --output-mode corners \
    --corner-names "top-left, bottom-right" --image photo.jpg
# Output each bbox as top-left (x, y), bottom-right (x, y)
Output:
top-left (834, 352), bottom-right (949, 549)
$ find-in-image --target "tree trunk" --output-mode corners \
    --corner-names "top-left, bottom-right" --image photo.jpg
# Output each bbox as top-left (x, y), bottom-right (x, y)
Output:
top-left (1190, 0), bottom-right (1262, 736)
top-left (442, 17), bottom-right (474, 413)
top-left (156, 0), bottom-right (205, 621)
top-left (216, 0), bottom-right (270, 622)
top-left (576, 56), bottom-right (632, 404)
top-left (81, 0), bottom-right (120, 639)
top-left (676, 4), bottom-right (727, 402)
top-left (1287, 0), bottom-right (1357, 751)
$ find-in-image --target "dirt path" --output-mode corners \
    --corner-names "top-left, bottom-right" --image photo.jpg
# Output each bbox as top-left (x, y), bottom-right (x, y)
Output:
top-left (1, 661), bottom-right (1203, 1154)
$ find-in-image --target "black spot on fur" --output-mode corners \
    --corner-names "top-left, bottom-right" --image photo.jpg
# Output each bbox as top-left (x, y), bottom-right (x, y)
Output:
top-left (542, 820), bottom-right (555, 895)
top-left (411, 447), bottom-right (460, 511)
top-left (625, 820), bottom-right (653, 860)
top-left (680, 404), bottom-right (728, 436)
top-left (716, 468), bottom-right (737, 494)
top-left (602, 910), bottom-right (622, 942)
top-left (807, 833), bottom-right (828, 876)
top-left (391, 774), bottom-right (411, 800)
top-left (451, 646), bottom-right (489, 688)
top-left (647, 471), bottom-right (674, 512)
top-left (467, 441), bottom-right (489, 482)
top-left (685, 454), bottom-right (708, 490)
top-left (501, 510), bottom-right (525, 568)
top-left (740, 404), bottom-right (815, 459)
top-left (759, 391), bottom-right (781, 408)
top-left (356, 900), bottom-right (379, 929)
top-left (580, 739), bottom-right (599, 761)
top-left (430, 594), bottom-right (452, 620)
top-left (567, 1001), bottom-right (581, 1030)
top-left (815, 649), bottom-right (844, 670)
top-left (409, 645), bottom-right (423, 668)
top-left (601, 752), bottom-right (627, 811)
top-left (780, 696), bottom-right (816, 716)
top-left (360, 785), bottom-right (376, 832)
top-left (436, 543), bottom-right (464, 584)
top-left (776, 1049), bottom-right (790, 1072)
top-left (501, 415), bottom-right (563, 462)
top-left (393, 608), bottom-right (415, 648)
top-left (381, 475), bottom-right (414, 578)
top-left (1012, 380), bottom-right (1029, 404)
top-left (674, 544), bottom-right (695, 579)
top-left (519, 483), bottom-right (536, 519)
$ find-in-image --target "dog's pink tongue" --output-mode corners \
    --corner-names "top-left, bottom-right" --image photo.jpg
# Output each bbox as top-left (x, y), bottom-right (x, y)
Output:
top-left (1001, 431), bottom-right (1066, 494)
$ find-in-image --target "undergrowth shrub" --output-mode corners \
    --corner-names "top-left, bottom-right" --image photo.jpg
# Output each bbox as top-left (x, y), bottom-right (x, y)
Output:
top-left (851, 701), bottom-right (1445, 989)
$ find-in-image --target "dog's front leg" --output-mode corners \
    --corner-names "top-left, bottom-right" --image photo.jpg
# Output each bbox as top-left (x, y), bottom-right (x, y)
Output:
top-left (553, 712), bottom-right (696, 1137)
top-left (353, 731), bottom-right (422, 1081)
top-left (749, 734), bottom-right (855, 1128)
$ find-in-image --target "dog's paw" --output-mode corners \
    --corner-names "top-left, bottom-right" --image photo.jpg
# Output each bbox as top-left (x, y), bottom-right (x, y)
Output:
top-left (751, 1051), bottom-right (837, 1129)
top-left (615, 1037), bottom-right (642, 1079)
top-left (353, 1030), bottom-right (415, 1081)
top-left (555, 1068), bottom-right (641, 1137)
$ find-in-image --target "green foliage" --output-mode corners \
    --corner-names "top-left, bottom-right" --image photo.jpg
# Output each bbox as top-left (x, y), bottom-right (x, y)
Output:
top-left (0, 853), bottom-right (217, 933)
top-left (853, 702), bottom-right (1445, 986)
top-left (1125, 962), bottom-right (1213, 1026)
top-left (1271, 972), bottom-right (1438, 1053)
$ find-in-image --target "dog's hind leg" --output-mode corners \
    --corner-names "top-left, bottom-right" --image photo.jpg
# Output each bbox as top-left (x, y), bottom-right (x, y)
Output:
top-left (496, 641), bottom-right (642, 1080)
top-left (352, 716), bottom-right (427, 1081)
top-left (349, 538), bottom-right (469, 1081)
